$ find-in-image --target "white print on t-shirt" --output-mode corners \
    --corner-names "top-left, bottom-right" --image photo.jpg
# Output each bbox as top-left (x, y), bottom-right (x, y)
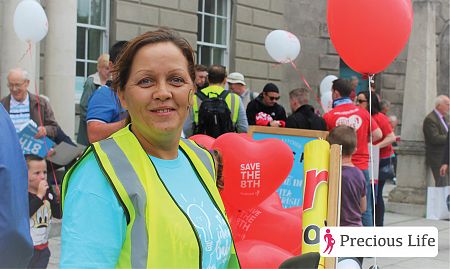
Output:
top-left (30, 200), bottom-right (52, 246)
top-left (183, 199), bottom-right (232, 269)
top-left (336, 115), bottom-right (363, 130)
top-left (255, 112), bottom-right (273, 122)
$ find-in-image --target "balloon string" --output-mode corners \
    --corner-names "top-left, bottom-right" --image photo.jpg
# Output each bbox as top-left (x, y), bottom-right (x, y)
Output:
top-left (27, 46), bottom-right (61, 199)
top-left (289, 61), bottom-right (327, 113)
top-left (368, 74), bottom-right (378, 268)
top-left (18, 42), bottom-right (32, 63)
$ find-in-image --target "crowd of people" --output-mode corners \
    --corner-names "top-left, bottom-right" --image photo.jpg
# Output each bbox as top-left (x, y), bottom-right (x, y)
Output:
top-left (0, 27), bottom-right (448, 268)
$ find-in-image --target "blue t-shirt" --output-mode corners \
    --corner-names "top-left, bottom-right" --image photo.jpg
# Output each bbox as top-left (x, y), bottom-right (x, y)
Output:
top-left (150, 152), bottom-right (232, 269)
top-left (86, 86), bottom-right (126, 123)
top-left (61, 150), bottom-right (232, 268)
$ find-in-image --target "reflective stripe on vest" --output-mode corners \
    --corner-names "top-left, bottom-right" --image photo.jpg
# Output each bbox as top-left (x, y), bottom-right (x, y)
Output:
top-left (97, 139), bottom-right (148, 268)
top-left (63, 126), bottom-right (240, 268)
top-left (193, 85), bottom-right (240, 125)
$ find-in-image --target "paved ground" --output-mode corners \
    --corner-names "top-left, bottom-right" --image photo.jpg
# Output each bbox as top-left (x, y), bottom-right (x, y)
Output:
top-left (361, 212), bottom-right (449, 269)
top-left (47, 182), bottom-right (450, 268)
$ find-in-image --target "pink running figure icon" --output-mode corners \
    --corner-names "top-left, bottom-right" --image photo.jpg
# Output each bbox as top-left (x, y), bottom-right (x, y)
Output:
top-left (323, 229), bottom-right (335, 254)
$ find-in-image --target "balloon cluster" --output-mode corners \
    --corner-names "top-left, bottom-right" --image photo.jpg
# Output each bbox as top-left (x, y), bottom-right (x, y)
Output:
top-left (190, 134), bottom-right (300, 268)
top-left (13, 0), bottom-right (48, 44)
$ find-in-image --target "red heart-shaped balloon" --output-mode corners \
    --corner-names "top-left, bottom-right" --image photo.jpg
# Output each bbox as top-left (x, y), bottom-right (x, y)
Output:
top-left (235, 240), bottom-right (293, 269)
top-left (212, 133), bottom-right (294, 209)
top-left (228, 193), bottom-right (303, 255)
top-left (188, 134), bottom-right (215, 150)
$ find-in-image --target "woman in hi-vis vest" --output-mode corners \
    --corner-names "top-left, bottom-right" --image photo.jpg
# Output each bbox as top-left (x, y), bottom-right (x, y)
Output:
top-left (60, 29), bottom-right (240, 269)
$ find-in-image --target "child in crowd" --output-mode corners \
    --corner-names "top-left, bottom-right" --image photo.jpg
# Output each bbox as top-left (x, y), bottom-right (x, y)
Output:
top-left (327, 126), bottom-right (367, 226)
top-left (26, 154), bottom-right (61, 269)
top-left (327, 125), bottom-right (366, 267)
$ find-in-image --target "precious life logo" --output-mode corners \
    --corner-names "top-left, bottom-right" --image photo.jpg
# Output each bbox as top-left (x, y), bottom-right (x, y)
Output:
top-left (320, 227), bottom-right (438, 257)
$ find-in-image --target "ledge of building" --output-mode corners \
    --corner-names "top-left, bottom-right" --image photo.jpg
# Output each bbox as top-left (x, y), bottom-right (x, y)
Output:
top-left (386, 201), bottom-right (426, 218)
top-left (396, 140), bottom-right (426, 156)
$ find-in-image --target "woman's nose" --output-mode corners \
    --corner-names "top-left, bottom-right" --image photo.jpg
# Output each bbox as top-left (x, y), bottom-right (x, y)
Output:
top-left (154, 83), bottom-right (172, 101)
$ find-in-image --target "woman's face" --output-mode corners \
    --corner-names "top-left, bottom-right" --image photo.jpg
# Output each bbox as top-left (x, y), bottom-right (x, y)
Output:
top-left (356, 93), bottom-right (368, 110)
top-left (118, 42), bottom-right (193, 138)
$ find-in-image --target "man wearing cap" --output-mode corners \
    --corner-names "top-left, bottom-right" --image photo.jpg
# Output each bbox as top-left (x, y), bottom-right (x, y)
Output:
top-left (227, 72), bottom-right (258, 108)
top-left (246, 82), bottom-right (287, 127)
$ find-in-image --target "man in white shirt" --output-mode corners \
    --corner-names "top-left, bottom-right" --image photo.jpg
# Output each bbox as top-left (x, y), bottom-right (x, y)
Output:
top-left (227, 72), bottom-right (258, 109)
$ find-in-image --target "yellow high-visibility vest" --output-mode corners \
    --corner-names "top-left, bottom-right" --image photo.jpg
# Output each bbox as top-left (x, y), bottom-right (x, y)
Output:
top-left (193, 85), bottom-right (240, 125)
top-left (62, 126), bottom-right (240, 268)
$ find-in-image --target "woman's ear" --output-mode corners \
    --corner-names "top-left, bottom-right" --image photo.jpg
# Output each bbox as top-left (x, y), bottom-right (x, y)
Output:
top-left (188, 88), bottom-right (194, 107)
top-left (117, 90), bottom-right (128, 110)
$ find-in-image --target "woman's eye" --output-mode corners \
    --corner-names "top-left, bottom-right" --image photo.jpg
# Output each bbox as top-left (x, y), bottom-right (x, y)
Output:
top-left (170, 77), bottom-right (185, 86)
top-left (137, 78), bottom-right (153, 88)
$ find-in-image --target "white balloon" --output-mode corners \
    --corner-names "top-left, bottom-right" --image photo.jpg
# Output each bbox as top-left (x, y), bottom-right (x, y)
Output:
top-left (337, 258), bottom-right (361, 269)
top-left (319, 75), bottom-right (338, 95)
top-left (265, 30), bottom-right (301, 63)
top-left (13, 0), bottom-right (48, 43)
top-left (321, 90), bottom-right (333, 113)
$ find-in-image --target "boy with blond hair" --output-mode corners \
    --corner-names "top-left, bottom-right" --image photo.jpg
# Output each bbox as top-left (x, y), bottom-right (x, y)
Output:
top-left (26, 154), bottom-right (61, 268)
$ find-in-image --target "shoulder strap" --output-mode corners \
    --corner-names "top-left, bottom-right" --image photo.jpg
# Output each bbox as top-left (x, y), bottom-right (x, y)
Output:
top-left (218, 90), bottom-right (229, 100)
top-left (195, 90), bottom-right (208, 101)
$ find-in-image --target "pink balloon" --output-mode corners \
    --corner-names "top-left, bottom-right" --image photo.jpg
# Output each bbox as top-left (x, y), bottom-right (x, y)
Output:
top-left (328, 0), bottom-right (413, 75)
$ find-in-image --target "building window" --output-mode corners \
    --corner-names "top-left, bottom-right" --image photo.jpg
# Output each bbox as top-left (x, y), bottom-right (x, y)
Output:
top-left (75, 0), bottom-right (109, 102)
top-left (197, 0), bottom-right (231, 67)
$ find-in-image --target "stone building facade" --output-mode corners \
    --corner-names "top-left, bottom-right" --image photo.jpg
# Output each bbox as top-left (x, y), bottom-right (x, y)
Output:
top-left (0, 0), bottom-right (448, 214)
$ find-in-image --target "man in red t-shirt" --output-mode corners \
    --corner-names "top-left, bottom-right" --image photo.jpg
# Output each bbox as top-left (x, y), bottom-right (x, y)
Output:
top-left (323, 78), bottom-right (381, 226)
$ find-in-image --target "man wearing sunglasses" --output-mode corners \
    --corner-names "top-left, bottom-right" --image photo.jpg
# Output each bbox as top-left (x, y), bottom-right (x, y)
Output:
top-left (246, 82), bottom-right (287, 127)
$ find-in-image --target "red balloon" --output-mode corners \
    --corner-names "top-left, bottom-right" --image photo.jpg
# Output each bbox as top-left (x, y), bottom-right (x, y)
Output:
top-left (236, 240), bottom-right (293, 269)
top-left (228, 198), bottom-right (303, 255)
top-left (188, 134), bottom-right (215, 150)
top-left (284, 206), bottom-right (303, 218)
top-left (259, 192), bottom-right (283, 210)
top-left (212, 133), bottom-right (294, 209)
top-left (327, 0), bottom-right (413, 75)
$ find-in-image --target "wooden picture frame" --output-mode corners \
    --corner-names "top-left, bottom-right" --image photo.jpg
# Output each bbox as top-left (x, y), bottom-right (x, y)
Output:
top-left (248, 126), bottom-right (341, 269)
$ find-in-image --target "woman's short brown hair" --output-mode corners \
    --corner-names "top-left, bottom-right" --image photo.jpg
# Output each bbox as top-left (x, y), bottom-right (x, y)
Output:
top-left (112, 28), bottom-right (195, 93)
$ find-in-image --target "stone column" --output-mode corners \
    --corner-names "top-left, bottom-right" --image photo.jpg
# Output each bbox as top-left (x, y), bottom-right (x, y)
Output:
top-left (388, 1), bottom-right (437, 217)
top-left (0, 0), bottom-right (39, 99)
top-left (44, 0), bottom-right (77, 137)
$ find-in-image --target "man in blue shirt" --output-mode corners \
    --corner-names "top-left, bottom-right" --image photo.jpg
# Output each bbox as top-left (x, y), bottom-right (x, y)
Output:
top-left (86, 41), bottom-right (128, 143)
top-left (0, 103), bottom-right (33, 267)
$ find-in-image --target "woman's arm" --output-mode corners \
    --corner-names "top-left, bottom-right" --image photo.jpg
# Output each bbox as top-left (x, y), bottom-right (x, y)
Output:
top-left (60, 154), bottom-right (127, 268)
top-left (375, 132), bottom-right (396, 149)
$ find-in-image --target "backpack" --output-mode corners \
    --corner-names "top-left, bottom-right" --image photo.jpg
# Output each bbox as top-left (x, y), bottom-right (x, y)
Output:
top-left (194, 90), bottom-right (235, 138)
